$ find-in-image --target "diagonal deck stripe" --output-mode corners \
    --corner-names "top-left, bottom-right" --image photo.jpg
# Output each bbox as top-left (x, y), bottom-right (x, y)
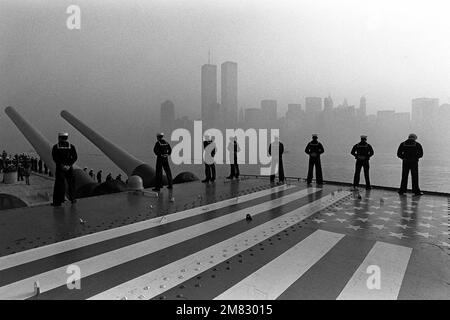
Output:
top-left (41, 190), bottom-right (321, 299)
top-left (277, 236), bottom-right (375, 300)
top-left (397, 247), bottom-right (450, 300)
top-left (90, 191), bottom-right (350, 300)
top-left (0, 187), bottom-right (314, 300)
top-left (43, 189), bottom-right (323, 300)
top-left (214, 230), bottom-right (345, 300)
top-left (0, 184), bottom-right (295, 272)
top-left (157, 225), bottom-right (319, 300)
top-left (0, 186), bottom-right (300, 287)
top-left (337, 242), bottom-right (412, 300)
top-left (1, 186), bottom-right (303, 288)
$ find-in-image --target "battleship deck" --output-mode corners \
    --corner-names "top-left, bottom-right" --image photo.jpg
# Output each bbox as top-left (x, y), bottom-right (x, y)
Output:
top-left (0, 177), bottom-right (449, 300)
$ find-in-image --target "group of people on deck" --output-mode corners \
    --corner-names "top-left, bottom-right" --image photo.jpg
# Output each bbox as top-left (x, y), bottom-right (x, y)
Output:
top-left (0, 151), bottom-right (53, 185)
top-left (49, 130), bottom-right (425, 207)
top-left (152, 131), bottom-right (424, 197)
top-left (82, 168), bottom-right (122, 185)
top-left (300, 133), bottom-right (423, 196)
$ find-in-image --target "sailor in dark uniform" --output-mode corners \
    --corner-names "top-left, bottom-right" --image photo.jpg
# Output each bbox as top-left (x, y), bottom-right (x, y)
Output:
top-left (152, 132), bottom-right (173, 192)
top-left (209, 136), bottom-right (217, 182)
top-left (88, 169), bottom-right (94, 180)
top-left (51, 132), bottom-right (78, 206)
top-left (226, 137), bottom-right (240, 180)
top-left (305, 134), bottom-right (324, 185)
top-left (202, 135), bottom-right (216, 183)
top-left (397, 133), bottom-right (424, 196)
top-left (269, 136), bottom-right (285, 184)
top-left (351, 135), bottom-right (374, 190)
top-left (96, 170), bottom-right (102, 184)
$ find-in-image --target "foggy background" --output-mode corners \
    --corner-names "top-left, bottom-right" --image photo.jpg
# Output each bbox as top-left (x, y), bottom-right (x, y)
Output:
top-left (1, 0), bottom-right (449, 190)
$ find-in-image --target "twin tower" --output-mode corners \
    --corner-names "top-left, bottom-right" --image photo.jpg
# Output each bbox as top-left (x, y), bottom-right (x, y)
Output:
top-left (201, 61), bottom-right (238, 128)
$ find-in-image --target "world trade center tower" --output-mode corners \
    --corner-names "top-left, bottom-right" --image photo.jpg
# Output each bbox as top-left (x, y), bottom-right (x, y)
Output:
top-left (221, 61), bottom-right (238, 127)
top-left (201, 63), bottom-right (217, 127)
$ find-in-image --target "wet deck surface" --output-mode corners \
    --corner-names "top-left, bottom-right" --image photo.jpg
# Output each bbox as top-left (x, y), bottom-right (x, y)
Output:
top-left (0, 177), bottom-right (448, 300)
top-left (0, 173), bottom-right (54, 206)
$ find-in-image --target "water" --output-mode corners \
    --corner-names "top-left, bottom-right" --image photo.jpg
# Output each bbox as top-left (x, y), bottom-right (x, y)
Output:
top-left (79, 148), bottom-right (450, 193)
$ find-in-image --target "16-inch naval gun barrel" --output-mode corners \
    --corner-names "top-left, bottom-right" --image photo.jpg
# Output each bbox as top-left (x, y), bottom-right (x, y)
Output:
top-left (5, 106), bottom-right (56, 174)
top-left (60, 110), bottom-right (157, 188)
top-left (5, 106), bottom-right (98, 198)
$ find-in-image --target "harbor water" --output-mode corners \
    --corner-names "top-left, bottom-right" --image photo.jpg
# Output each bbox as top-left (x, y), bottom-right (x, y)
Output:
top-left (78, 149), bottom-right (450, 193)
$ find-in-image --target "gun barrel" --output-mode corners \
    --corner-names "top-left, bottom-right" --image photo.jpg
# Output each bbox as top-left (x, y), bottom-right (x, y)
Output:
top-left (5, 106), bottom-right (55, 174)
top-left (5, 106), bottom-right (96, 196)
top-left (60, 110), bottom-right (156, 187)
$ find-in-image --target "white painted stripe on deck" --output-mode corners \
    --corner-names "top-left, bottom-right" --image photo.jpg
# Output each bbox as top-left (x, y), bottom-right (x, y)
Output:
top-left (0, 184), bottom-right (295, 271)
top-left (90, 191), bottom-right (350, 300)
top-left (337, 242), bottom-right (412, 300)
top-left (0, 187), bottom-right (315, 300)
top-left (215, 230), bottom-right (345, 300)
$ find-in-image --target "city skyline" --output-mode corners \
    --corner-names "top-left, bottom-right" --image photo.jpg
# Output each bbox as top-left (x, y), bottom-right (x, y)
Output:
top-left (2, 1), bottom-right (450, 126)
top-left (1, 0), bottom-right (450, 157)
top-left (165, 59), bottom-right (448, 126)
top-left (156, 60), bottom-right (450, 158)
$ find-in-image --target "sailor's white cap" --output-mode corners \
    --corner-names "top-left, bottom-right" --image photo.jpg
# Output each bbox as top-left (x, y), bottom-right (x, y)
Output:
top-left (157, 132), bottom-right (164, 137)
top-left (312, 133), bottom-right (318, 138)
top-left (360, 134), bottom-right (368, 139)
top-left (408, 133), bottom-right (417, 140)
top-left (58, 132), bottom-right (69, 137)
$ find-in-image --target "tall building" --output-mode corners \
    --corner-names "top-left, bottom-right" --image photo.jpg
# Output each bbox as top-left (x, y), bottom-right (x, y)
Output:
top-left (287, 103), bottom-right (301, 112)
top-left (411, 98), bottom-right (439, 125)
top-left (160, 100), bottom-right (175, 133)
top-left (342, 98), bottom-right (349, 108)
top-left (377, 110), bottom-right (395, 121)
top-left (244, 108), bottom-right (263, 127)
top-left (260, 100), bottom-right (277, 126)
top-left (305, 97), bottom-right (322, 113)
top-left (324, 95), bottom-right (333, 112)
top-left (201, 64), bottom-right (218, 126)
top-left (212, 102), bottom-right (221, 128)
top-left (285, 104), bottom-right (302, 128)
top-left (221, 61), bottom-right (238, 126)
top-left (357, 96), bottom-right (367, 118)
top-left (393, 112), bottom-right (411, 126)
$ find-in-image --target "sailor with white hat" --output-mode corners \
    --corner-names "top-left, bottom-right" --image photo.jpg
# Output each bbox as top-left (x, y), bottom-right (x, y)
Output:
top-left (51, 132), bottom-right (78, 206)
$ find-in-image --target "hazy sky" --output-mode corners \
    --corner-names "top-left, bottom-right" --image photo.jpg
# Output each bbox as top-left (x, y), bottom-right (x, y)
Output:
top-left (1, 0), bottom-right (449, 152)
